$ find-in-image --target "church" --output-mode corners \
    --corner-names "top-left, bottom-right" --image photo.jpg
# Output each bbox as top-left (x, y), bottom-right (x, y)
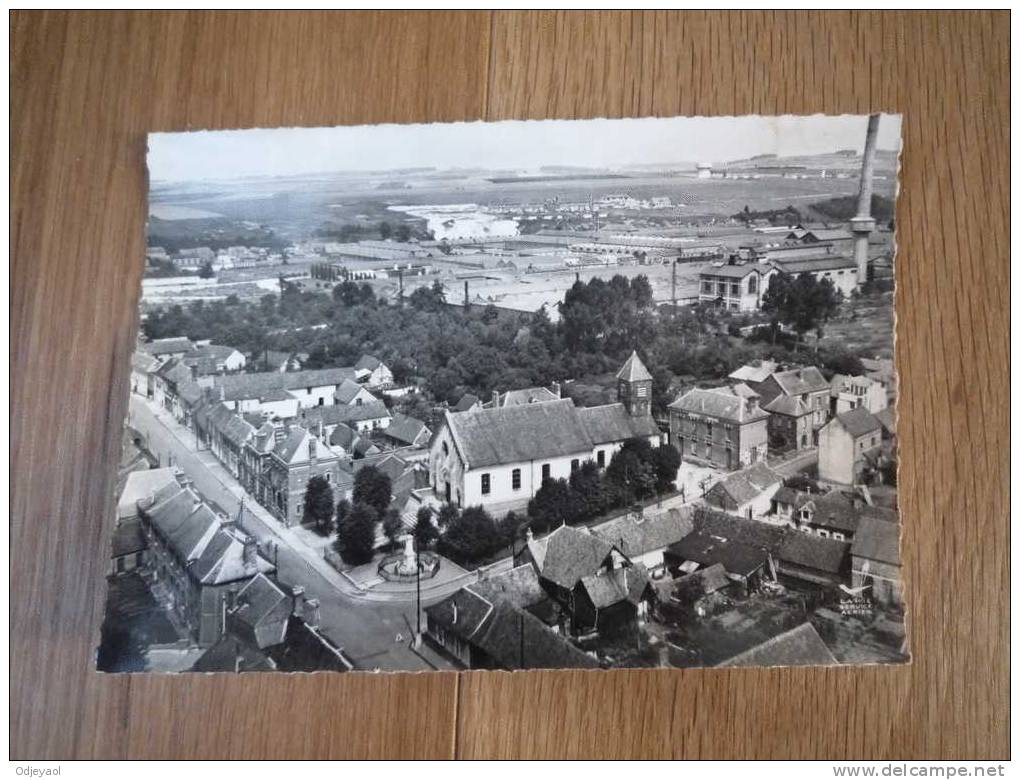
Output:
top-left (428, 352), bottom-right (661, 517)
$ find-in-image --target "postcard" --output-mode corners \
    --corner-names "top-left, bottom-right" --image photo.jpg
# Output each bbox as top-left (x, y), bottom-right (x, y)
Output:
top-left (97, 114), bottom-right (905, 673)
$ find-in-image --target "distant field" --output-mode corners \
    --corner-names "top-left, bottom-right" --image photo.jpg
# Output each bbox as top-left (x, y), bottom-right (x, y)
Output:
top-left (148, 204), bottom-right (227, 221)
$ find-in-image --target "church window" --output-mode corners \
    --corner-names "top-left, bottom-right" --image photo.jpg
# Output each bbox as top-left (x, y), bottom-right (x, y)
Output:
top-left (596, 450), bottom-right (605, 468)
top-left (481, 473), bottom-right (491, 495)
top-left (542, 463), bottom-right (551, 481)
top-left (511, 469), bottom-right (521, 490)
top-left (571, 459), bottom-right (580, 472)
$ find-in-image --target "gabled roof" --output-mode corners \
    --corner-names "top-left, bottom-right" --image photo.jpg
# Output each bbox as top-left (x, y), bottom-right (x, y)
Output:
top-left (768, 366), bottom-right (830, 396)
top-left (706, 463), bottom-right (783, 508)
top-left (118, 467), bottom-right (180, 519)
top-left (728, 360), bottom-right (778, 384)
top-left (212, 367), bottom-right (358, 402)
top-left (131, 350), bottom-right (161, 373)
top-left (445, 399), bottom-right (594, 470)
top-left (833, 407), bottom-right (882, 438)
top-left (592, 507), bottom-right (694, 558)
top-left (425, 587), bottom-right (494, 641)
top-left (675, 562), bottom-right (730, 596)
top-left (527, 525), bottom-right (615, 590)
top-left (668, 386), bottom-right (769, 423)
top-left (471, 600), bottom-right (599, 670)
top-left (668, 532), bottom-right (768, 578)
top-left (851, 517), bottom-right (902, 566)
top-left (874, 407), bottom-right (897, 436)
top-left (334, 378), bottom-right (372, 405)
top-left (472, 564), bottom-right (547, 609)
top-left (830, 373), bottom-right (880, 397)
top-left (355, 354), bottom-right (383, 372)
top-left (452, 393), bottom-right (481, 412)
top-left (384, 412), bottom-right (430, 446)
top-left (717, 623), bottom-right (837, 668)
top-left (579, 563), bottom-right (651, 609)
top-left (229, 574), bottom-right (293, 650)
top-left (700, 262), bottom-right (773, 279)
top-left (616, 351), bottom-right (652, 382)
top-left (272, 426), bottom-right (339, 465)
top-left (143, 337), bottom-right (194, 356)
top-left (776, 533), bottom-right (849, 575)
top-left (496, 386), bottom-right (560, 407)
top-left (693, 509), bottom-right (788, 552)
top-left (576, 403), bottom-right (660, 444)
top-left (762, 394), bottom-right (812, 417)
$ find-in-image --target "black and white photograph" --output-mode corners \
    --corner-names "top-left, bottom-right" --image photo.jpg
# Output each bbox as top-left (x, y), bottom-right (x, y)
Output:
top-left (97, 113), bottom-right (905, 674)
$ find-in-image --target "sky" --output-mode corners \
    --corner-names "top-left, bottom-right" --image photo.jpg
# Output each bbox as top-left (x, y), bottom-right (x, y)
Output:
top-left (148, 114), bottom-right (902, 183)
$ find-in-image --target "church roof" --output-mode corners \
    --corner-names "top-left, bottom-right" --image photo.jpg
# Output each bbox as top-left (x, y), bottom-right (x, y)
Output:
top-left (576, 403), bottom-right (659, 444)
top-left (616, 351), bottom-right (652, 382)
top-left (444, 399), bottom-right (594, 470)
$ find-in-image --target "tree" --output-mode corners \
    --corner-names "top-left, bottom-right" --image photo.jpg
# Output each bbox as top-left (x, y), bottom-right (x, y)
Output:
top-left (197, 260), bottom-right (215, 279)
top-left (651, 445), bottom-right (682, 494)
top-left (762, 272), bottom-right (842, 347)
top-left (352, 466), bottom-right (392, 517)
top-left (437, 505), bottom-right (503, 568)
top-left (395, 223), bottom-right (412, 242)
top-left (379, 221), bottom-right (393, 240)
top-left (382, 508), bottom-right (405, 547)
top-left (413, 507), bottom-right (438, 550)
top-left (436, 503), bottom-right (460, 530)
top-left (604, 440), bottom-right (658, 505)
top-left (568, 461), bottom-right (608, 519)
top-left (302, 475), bottom-right (335, 536)
top-left (335, 498), bottom-right (352, 527)
top-left (335, 502), bottom-right (378, 565)
top-left (527, 478), bottom-right (584, 532)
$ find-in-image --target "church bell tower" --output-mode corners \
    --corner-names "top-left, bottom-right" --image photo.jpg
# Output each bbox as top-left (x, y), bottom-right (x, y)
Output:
top-left (616, 351), bottom-right (653, 418)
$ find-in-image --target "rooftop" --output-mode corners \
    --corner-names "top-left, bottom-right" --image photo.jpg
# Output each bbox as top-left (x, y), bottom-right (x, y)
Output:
top-left (717, 622), bottom-right (838, 668)
top-left (669, 386), bottom-right (769, 424)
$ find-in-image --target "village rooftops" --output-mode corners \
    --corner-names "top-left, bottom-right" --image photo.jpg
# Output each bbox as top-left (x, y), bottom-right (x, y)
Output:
top-left (776, 533), bottom-right (850, 576)
top-left (829, 373), bottom-right (881, 397)
top-left (211, 367), bottom-right (358, 402)
top-left (472, 600), bottom-right (599, 671)
top-left (668, 532), bottom-right (768, 579)
top-left (118, 467), bottom-right (181, 520)
top-left (298, 400), bottom-right (391, 428)
top-left (452, 393), bottom-right (481, 412)
top-left (354, 354), bottom-right (384, 372)
top-left (762, 394), bottom-right (812, 417)
top-left (139, 486), bottom-right (274, 585)
top-left (229, 574), bottom-right (293, 649)
top-left (272, 426), bottom-right (340, 465)
top-left (717, 622), bottom-right (838, 667)
top-left (668, 386), bottom-right (769, 424)
top-left (700, 261), bottom-right (774, 279)
top-left (526, 524), bottom-right (616, 590)
top-left (493, 386), bottom-right (561, 407)
top-left (832, 407), bottom-right (883, 438)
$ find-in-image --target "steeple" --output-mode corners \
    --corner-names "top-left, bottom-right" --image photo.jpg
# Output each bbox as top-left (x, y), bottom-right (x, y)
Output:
top-left (616, 351), bottom-right (653, 417)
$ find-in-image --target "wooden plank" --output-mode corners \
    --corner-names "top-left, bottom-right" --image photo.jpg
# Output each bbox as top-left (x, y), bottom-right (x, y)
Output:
top-left (10, 9), bottom-right (491, 759)
top-left (457, 10), bottom-right (1010, 759)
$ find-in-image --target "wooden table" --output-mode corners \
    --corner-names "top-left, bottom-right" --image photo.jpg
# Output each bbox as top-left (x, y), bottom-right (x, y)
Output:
top-left (10, 11), bottom-right (1009, 759)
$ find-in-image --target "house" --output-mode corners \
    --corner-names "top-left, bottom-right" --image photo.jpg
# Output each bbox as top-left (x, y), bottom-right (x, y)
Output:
top-left (851, 517), bottom-right (904, 610)
top-left (772, 487), bottom-right (896, 542)
top-left (574, 564), bottom-right (652, 634)
top-left (664, 532), bottom-right (770, 594)
top-left (716, 622), bottom-right (837, 667)
top-left (152, 358), bottom-right (196, 419)
top-left (774, 532), bottom-right (850, 587)
top-left (452, 393), bottom-right (482, 412)
top-left (354, 355), bottom-right (393, 388)
top-left (425, 565), bottom-right (598, 670)
top-left (262, 425), bottom-right (344, 527)
top-left (141, 336), bottom-right (195, 361)
top-left (704, 462), bottom-right (784, 520)
top-left (192, 574), bottom-right (352, 672)
top-left (134, 483), bottom-right (275, 646)
top-left (829, 374), bottom-right (888, 416)
top-left (487, 384), bottom-right (562, 408)
top-left (756, 366), bottom-right (830, 433)
top-left (860, 357), bottom-right (898, 405)
top-left (875, 407), bottom-right (897, 445)
top-left (110, 467), bottom-right (182, 576)
top-left (429, 355), bottom-right (659, 515)
top-left (130, 350), bottom-right (160, 398)
top-left (728, 360), bottom-right (778, 393)
top-left (668, 385), bottom-right (769, 470)
top-left (334, 378), bottom-right (379, 407)
top-left (591, 507), bottom-right (695, 572)
top-left (382, 412), bottom-right (431, 449)
top-left (297, 400), bottom-right (392, 435)
top-left (697, 261), bottom-right (777, 311)
top-left (818, 408), bottom-right (883, 485)
top-left (772, 256), bottom-right (859, 297)
top-left (328, 423), bottom-right (381, 459)
top-left (763, 393), bottom-right (815, 451)
top-left (210, 367), bottom-right (359, 413)
top-left (182, 343), bottom-right (247, 376)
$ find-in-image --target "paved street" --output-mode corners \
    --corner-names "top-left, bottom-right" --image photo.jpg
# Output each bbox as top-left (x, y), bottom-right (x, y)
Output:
top-left (127, 395), bottom-right (455, 671)
top-left (769, 447), bottom-right (819, 478)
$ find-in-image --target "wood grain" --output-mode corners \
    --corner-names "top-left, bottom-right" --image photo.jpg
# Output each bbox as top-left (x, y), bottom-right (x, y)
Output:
top-left (10, 10), bottom-right (1009, 759)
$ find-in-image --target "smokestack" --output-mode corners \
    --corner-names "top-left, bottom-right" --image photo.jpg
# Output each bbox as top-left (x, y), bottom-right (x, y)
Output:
top-left (464, 280), bottom-right (469, 309)
top-left (850, 114), bottom-right (881, 285)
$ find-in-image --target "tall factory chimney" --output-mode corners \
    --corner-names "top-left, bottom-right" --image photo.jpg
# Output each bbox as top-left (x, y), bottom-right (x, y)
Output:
top-left (850, 114), bottom-right (881, 285)
top-left (464, 280), bottom-right (469, 309)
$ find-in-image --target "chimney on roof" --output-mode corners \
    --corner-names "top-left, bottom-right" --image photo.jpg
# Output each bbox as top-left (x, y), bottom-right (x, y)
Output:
top-left (491, 390), bottom-right (500, 408)
top-left (242, 535), bottom-right (258, 574)
top-left (308, 437), bottom-right (317, 462)
top-left (551, 381), bottom-right (561, 398)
